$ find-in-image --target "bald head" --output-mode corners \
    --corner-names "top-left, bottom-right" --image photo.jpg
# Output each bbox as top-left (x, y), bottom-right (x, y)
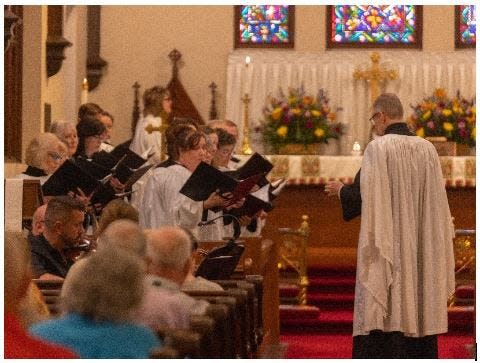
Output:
top-left (32, 204), bottom-right (48, 236)
top-left (146, 227), bottom-right (192, 272)
top-left (98, 219), bottom-right (146, 258)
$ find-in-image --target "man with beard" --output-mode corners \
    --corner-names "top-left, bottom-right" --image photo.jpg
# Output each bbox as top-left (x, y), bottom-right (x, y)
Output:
top-left (28, 196), bottom-right (86, 280)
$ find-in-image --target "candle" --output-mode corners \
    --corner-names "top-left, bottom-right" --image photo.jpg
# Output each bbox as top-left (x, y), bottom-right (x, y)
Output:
top-left (244, 56), bottom-right (253, 95)
top-left (81, 78), bottom-right (89, 105)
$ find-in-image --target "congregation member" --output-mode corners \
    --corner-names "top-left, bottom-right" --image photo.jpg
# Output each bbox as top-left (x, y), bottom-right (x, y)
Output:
top-left (5, 231), bottom-right (77, 358)
top-left (16, 133), bottom-right (68, 184)
top-left (28, 196), bottom-right (85, 280)
top-left (140, 227), bottom-right (210, 319)
top-left (30, 248), bottom-right (161, 358)
top-left (98, 220), bottom-right (194, 330)
top-left (95, 198), bottom-right (139, 237)
top-left (30, 204), bottom-right (47, 237)
top-left (50, 120), bottom-right (79, 158)
top-left (130, 86), bottom-right (173, 162)
top-left (140, 125), bottom-right (230, 232)
top-left (327, 93), bottom-right (455, 359)
top-left (181, 229), bottom-right (224, 292)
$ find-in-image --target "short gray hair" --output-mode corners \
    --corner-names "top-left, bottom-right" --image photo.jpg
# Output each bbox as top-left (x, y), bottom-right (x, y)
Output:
top-left (25, 132), bottom-right (66, 170)
top-left (61, 248), bottom-right (144, 322)
top-left (373, 93), bottom-right (404, 120)
top-left (146, 227), bottom-right (192, 271)
top-left (97, 219), bottom-right (146, 258)
top-left (50, 120), bottom-right (76, 141)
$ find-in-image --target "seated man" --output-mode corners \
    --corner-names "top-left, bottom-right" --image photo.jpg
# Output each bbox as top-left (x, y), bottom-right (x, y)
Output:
top-left (5, 231), bottom-right (77, 358)
top-left (28, 196), bottom-right (86, 280)
top-left (30, 204), bottom-right (47, 237)
top-left (97, 220), bottom-right (194, 329)
top-left (136, 226), bottom-right (210, 328)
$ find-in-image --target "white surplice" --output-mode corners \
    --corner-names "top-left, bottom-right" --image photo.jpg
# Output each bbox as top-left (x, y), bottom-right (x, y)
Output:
top-left (139, 164), bottom-right (203, 233)
top-left (353, 134), bottom-right (455, 338)
top-left (130, 114), bottom-right (165, 158)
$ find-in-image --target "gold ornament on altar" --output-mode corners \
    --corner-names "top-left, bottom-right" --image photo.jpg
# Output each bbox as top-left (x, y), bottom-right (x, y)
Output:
top-left (353, 52), bottom-right (398, 104)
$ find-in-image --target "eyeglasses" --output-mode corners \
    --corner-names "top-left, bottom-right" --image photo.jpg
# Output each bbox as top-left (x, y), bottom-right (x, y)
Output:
top-left (48, 152), bottom-right (63, 161)
top-left (369, 112), bottom-right (381, 126)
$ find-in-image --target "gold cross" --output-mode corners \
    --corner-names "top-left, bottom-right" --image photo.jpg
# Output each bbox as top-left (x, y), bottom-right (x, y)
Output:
top-left (353, 52), bottom-right (398, 104)
top-left (144, 123), bottom-right (169, 161)
top-left (144, 124), bottom-right (168, 134)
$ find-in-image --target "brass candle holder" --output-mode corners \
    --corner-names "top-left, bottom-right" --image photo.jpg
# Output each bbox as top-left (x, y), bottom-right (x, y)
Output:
top-left (241, 93), bottom-right (253, 155)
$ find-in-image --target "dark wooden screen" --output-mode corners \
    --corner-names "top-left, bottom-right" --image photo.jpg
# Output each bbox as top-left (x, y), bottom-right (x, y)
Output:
top-left (4, 5), bottom-right (23, 162)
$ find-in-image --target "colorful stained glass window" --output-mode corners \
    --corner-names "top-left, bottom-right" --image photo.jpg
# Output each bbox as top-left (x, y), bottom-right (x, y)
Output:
top-left (235, 5), bottom-right (294, 48)
top-left (457, 5), bottom-right (476, 46)
top-left (327, 5), bottom-right (421, 48)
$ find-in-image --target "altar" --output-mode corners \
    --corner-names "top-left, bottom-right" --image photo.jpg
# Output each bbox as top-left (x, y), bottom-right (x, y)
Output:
top-left (237, 155), bottom-right (476, 269)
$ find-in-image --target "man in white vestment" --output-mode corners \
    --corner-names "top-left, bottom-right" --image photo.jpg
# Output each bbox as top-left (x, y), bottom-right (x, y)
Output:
top-left (331, 93), bottom-right (455, 358)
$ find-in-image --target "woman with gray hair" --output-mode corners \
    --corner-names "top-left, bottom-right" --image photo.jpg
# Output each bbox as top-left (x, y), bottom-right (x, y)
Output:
top-left (29, 248), bottom-right (161, 358)
top-left (16, 133), bottom-right (68, 184)
top-left (50, 120), bottom-right (78, 158)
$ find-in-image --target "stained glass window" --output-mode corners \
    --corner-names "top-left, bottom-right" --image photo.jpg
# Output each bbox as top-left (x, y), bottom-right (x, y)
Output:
top-left (234, 5), bottom-right (294, 48)
top-left (327, 5), bottom-right (422, 48)
top-left (455, 5), bottom-right (476, 48)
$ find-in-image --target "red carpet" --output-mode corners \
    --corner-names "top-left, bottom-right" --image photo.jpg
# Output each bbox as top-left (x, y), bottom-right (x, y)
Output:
top-left (279, 268), bottom-right (475, 359)
top-left (281, 332), bottom-right (474, 359)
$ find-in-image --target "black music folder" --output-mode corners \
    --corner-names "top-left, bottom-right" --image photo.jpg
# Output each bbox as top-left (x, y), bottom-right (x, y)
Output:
top-left (179, 162), bottom-right (263, 205)
top-left (195, 242), bottom-right (245, 280)
top-left (224, 152), bottom-right (273, 180)
top-left (42, 159), bottom-right (107, 198)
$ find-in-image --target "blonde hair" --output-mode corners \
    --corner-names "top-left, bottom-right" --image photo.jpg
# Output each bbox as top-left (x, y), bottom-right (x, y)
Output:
top-left (61, 248), bottom-right (144, 322)
top-left (25, 133), bottom-right (66, 170)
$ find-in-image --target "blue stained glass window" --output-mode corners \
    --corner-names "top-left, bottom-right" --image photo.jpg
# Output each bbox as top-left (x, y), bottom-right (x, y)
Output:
top-left (329, 5), bottom-right (420, 46)
top-left (237, 5), bottom-right (292, 45)
top-left (459, 5), bottom-right (476, 45)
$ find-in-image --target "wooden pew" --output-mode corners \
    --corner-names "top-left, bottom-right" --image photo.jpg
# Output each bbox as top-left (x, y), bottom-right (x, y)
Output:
top-left (198, 236), bottom-right (280, 348)
top-left (32, 279), bottom-right (63, 315)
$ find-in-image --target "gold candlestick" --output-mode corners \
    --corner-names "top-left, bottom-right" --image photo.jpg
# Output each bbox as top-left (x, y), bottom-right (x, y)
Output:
top-left (241, 93), bottom-right (253, 155)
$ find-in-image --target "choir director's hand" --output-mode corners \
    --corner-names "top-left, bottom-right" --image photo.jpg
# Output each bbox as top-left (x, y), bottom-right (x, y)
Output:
top-left (324, 180), bottom-right (344, 197)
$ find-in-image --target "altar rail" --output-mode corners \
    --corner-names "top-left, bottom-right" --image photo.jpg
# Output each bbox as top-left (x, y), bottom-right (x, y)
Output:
top-left (237, 155), bottom-right (476, 188)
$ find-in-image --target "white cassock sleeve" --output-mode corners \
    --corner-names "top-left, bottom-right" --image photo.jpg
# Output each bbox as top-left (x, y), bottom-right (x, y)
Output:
top-left (139, 165), bottom-right (203, 231)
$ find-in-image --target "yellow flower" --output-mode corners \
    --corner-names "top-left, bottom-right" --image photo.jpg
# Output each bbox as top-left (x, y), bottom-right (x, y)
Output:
top-left (472, 106), bottom-right (476, 115)
top-left (443, 122), bottom-right (454, 132)
top-left (311, 110), bottom-right (321, 117)
top-left (314, 128), bottom-right (325, 138)
top-left (292, 108), bottom-right (302, 116)
top-left (271, 107), bottom-right (283, 120)
top-left (452, 106), bottom-right (463, 115)
top-left (472, 127), bottom-right (476, 141)
top-left (288, 97), bottom-right (297, 106)
top-left (442, 109), bottom-right (453, 117)
top-left (434, 88), bottom-right (447, 99)
top-left (416, 127), bottom-right (425, 138)
top-left (422, 110), bottom-right (432, 120)
top-left (276, 126), bottom-right (288, 137)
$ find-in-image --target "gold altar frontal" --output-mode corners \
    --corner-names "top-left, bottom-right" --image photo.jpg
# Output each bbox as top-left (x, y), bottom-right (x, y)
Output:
top-left (237, 155), bottom-right (476, 269)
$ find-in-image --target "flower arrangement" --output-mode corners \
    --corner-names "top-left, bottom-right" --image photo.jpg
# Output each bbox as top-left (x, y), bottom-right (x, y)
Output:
top-left (409, 88), bottom-right (476, 147)
top-left (262, 87), bottom-right (344, 152)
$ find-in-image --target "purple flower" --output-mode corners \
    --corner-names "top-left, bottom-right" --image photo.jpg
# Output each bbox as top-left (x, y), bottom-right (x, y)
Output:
top-left (305, 120), bottom-right (313, 129)
top-left (458, 121), bottom-right (466, 129)
top-left (459, 128), bottom-right (467, 138)
top-left (283, 115), bottom-right (291, 124)
top-left (427, 121), bottom-right (435, 129)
